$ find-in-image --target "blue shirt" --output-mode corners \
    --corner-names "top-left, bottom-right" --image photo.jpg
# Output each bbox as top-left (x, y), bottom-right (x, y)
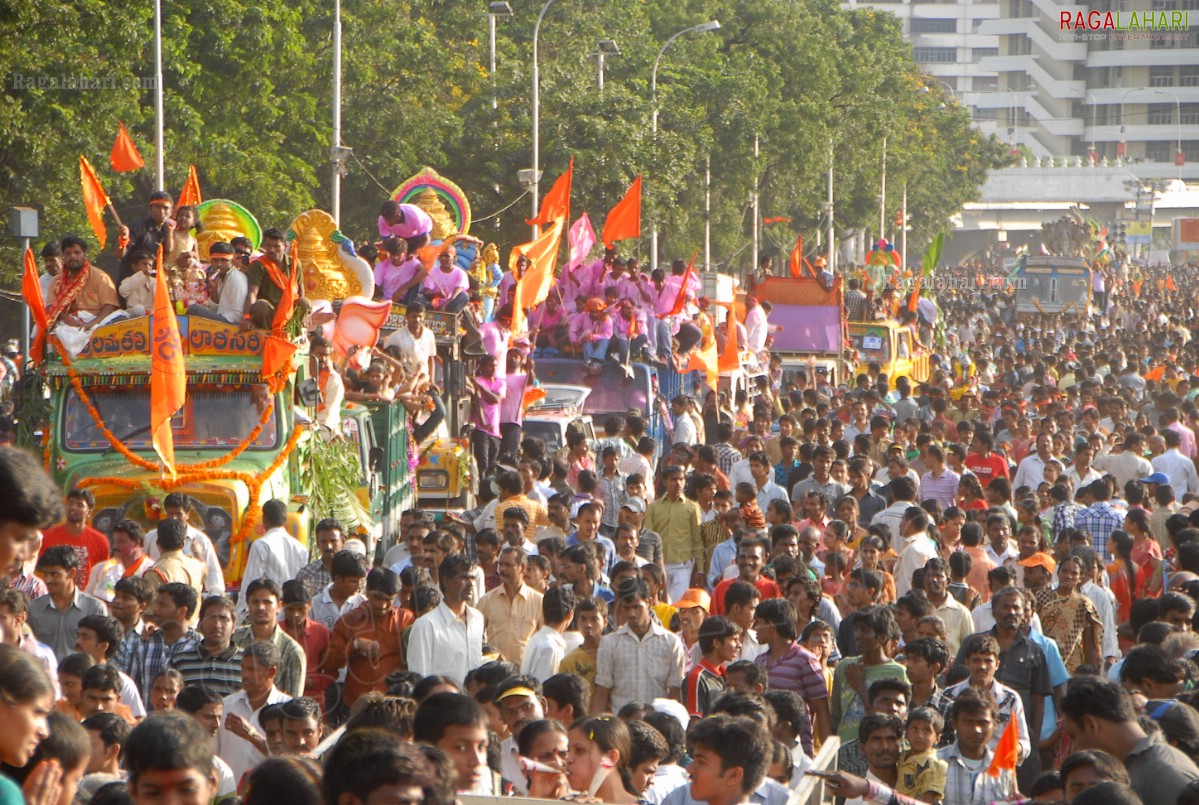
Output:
top-left (708, 537), bottom-right (737, 590)
top-left (1026, 627), bottom-right (1069, 741)
top-left (567, 532), bottom-right (617, 572)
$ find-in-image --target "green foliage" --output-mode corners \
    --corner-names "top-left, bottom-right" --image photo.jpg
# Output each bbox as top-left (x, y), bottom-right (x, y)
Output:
top-left (305, 433), bottom-right (372, 536)
top-left (0, 0), bottom-right (1008, 281)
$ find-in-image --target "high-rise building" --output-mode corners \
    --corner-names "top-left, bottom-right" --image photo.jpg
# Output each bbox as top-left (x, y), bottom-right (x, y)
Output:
top-left (842, 0), bottom-right (1199, 179)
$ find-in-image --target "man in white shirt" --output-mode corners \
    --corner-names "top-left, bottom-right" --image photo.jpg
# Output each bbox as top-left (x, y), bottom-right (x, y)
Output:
top-left (143, 493), bottom-right (225, 596)
top-left (522, 585), bottom-right (576, 682)
top-left (216, 640), bottom-right (291, 782)
top-left (1152, 429), bottom-right (1199, 500)
top-left (893, 508), bottom-right (939, 598)
top-left (670, 396), bottom-right (697, 445)
top-left (1012, 434), bottom-right (1054, 492)
top-left (1073, 547), bottom-right (1120, 666)
top-left (187, 242), bottom-right (248, 324)
top-left (237, 500), bottom-right (308, 620)
top-left (383, 302), bottom-right (437, 386)
top-left (1093, 433), bottom-right (1152, 491)
top-left (407, 554), bottom-right (484, 685)
top-left (309, 336), bottom-right (345, 434)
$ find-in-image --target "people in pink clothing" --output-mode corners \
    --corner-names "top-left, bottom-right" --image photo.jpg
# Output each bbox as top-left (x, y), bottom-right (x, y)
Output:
top-left (377, 200), bottom-right (433, 251)
top-left (579, 299), bottom-right (614, 366)
top-left (468, 354), bottom-right (505, 479)
top-left (421, 247), bottom-right (471, 312)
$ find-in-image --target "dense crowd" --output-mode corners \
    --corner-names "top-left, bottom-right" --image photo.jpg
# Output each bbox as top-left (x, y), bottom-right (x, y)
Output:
top-left (6, 191), bottom-right (1199, 805)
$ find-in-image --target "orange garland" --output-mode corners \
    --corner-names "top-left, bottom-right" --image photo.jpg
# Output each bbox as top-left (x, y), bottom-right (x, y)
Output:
top-left (52, 335), bottom-right (278, 474)
top-left (78, 423), bottom-right (307, 554)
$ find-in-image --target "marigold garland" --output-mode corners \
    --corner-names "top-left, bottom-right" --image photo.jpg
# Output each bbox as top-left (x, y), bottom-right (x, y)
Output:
top-left (52, 335), bottom-right (278, 474)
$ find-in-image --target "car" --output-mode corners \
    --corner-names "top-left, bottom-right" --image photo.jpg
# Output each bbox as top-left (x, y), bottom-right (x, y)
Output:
top-left (522, 384), bottom-right (596, 458)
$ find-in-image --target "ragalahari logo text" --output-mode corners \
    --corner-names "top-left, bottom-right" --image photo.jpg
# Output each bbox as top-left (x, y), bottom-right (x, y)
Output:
top-left (1061, 9), bottom-right (1189, 30)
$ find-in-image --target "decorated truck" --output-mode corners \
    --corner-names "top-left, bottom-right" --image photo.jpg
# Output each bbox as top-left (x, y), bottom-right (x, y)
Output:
top-left (738, 275), bottom-right (854, 385)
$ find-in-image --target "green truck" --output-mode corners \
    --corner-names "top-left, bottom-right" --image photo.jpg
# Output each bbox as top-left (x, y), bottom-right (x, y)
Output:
top-left (38, 314), bottom-right (414, 591)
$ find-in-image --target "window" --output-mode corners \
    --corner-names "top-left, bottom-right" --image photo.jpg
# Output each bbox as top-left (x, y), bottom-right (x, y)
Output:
top-left (974, 75), bottom-right (999, 91)
top-left (1011, 35), bottom-right (1033, 55)
top-left (1150, 66), bottom-right (1176, 86)
top-left (1151, 0), bottom-right (1175, 8)
top-left (913, 46), bottom-right (957, 63)
top-left (1145, 141), bottom-right (1172, 161)
top-left (1182, 104), bottom-right (1199, 125)
top-left (973, 107), bottom-right (999, 120)
top-left (911, 18), bottom-right (958, 34)
top-left (1183, 0), bottom-right (1199, 9)
top-left (973, 47), bottom-right (999, 61)
top-left (1149, 103), bottom-right (1175, 124)
top-left (1181, 66), bottom-right (1199, 86)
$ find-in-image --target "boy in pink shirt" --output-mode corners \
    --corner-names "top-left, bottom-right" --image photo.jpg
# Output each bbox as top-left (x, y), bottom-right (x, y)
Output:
top-left (469, 355), bottom-right (505, 478)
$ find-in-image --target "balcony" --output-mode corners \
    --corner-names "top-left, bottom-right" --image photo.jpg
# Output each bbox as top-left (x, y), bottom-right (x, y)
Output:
top-left (1088, 48), bottom-right (1199, 68)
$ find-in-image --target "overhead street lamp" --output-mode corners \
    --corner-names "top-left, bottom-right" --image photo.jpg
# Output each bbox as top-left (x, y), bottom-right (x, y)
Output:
top-left (650, 19), bottom-right (720, 268)
top-left (596, 38), bottom-right (619, 92)
top-left (1149, 88), bottom-right (1184, 176)
top-left (530, 0), bottom-right (564, 237)
top-left (488, 1), bottom-right (513, 110)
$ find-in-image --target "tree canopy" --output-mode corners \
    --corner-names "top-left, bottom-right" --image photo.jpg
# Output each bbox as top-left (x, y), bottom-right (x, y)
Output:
top-left (0, 0), bottom-right (1010, 276)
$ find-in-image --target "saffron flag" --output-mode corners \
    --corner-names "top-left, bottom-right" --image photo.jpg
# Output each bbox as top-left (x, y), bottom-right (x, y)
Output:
top-left (789, 234), bottom-right (815, 279)
top-left (658, 248), bottom-right (699, 319)
top-left (717, 305), bottom-right (740, 373)
top-left (907, 276), bottom-right (923, 312)
top-left (110, 122), bottom-right (144, 173)
top-left (80, 156), bottom-right (112, 250)
top-left (22, 248), bottom-right (48, 364)
top-left (602, 175), bottom-right (641, 248)
top-left (261, 334), bottom-right (298, 393)
top-left (1166, 275), bottom-right (1177, 292)
top-left (515, 215), bottom-right (567, 314)
top-left (528, 157), bottom-right (572, 227)
top-left (985, 715), bottom-right (1019, 777)
top-left (567, 213), bottom-right (597, 273)
top-left (1144, 365), bottom-right (1166, 381)
top-left (177, 164), bottom-right (203, 209)
top-left (273, 243), bottom-right (299, 331)
top-left (150, 245), bottom-right (186, 478)
top-left (685, 318), bottom-right (719, 390)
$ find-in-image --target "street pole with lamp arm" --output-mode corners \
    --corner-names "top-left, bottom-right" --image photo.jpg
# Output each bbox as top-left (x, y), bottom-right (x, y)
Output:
top-left (595, 38), bottom-right (619, 92)
top-left (1150, 88), bottom-right (1183, 178)
top-left (531, 0), bottom-right (563, 238)
top-left (331, 0), bottom-right (342, 224)
top-left (1118, 86), bottom-right (1139, 160)
top-left (650, 19), bottom-right (720, 269)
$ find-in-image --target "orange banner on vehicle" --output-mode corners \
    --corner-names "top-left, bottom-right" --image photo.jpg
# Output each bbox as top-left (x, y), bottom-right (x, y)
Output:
top-left (151, 245), bottom-right (186, 478)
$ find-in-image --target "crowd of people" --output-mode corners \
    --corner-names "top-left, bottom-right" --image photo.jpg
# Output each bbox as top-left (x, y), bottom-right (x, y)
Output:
top-left (8, 188), bottom-right (1199, 805)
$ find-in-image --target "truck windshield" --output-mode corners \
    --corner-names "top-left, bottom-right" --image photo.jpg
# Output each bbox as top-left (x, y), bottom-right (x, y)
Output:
top-left (850, 330), bottom-right (891, 361)
top-left (63, 385), bottom-right (279, 451)
top-left (533, 362), bottom-right (650, 415)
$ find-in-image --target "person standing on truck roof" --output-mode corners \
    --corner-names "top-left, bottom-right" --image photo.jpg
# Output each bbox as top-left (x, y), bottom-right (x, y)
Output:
top-left (241, 228), bottom-right (299, 331)
top-left (384, 303), bottom-right (437, 388)
top-left (143, 493), bottom-right (226, 597)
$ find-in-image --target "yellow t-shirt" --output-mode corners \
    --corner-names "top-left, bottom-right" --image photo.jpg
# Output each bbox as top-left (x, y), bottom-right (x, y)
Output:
top-left (897, 748), bottom-right (948, 801)
top-left (559, 647), bottom-right (598, 692)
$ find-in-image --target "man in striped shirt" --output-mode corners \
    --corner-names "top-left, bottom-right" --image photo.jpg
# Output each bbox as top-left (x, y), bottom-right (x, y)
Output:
top-left (684, 616), bottom-right (742, 718)
top-left (171, 595), bottom-right (244, 698)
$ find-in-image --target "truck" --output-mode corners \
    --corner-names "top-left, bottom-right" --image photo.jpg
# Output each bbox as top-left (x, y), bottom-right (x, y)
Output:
top-left (847, 319), bottom-right (931, 386)
top-left (1013, 255), bottom-right (1093, 321)
top-left (738, 275), bottom-right (854, 386)
top-left (39, 314), bottom-right (413, 591)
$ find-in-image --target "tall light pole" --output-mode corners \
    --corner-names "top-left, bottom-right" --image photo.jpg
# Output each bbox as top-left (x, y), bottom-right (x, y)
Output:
top-left (595, 38), bottom-right (619, 92)
top-left (331, 0), bottom-right (343, 224)
top-left (826, 140), bottom-right (835, 273)
top-left (878, 135), bottom-right (887, 240)
top-left (488, 1), bottom-right (512, 111)
top-left (650, 19), bottom-right (720, 268)
top-left (531, 0), bottom-right (564, 237)
top-left (153, 0), bottom-right (164, 191)
top-left (704, 153), bottom-right (711, 272)
top-left (1117, 86), bottom-right (1139, 160)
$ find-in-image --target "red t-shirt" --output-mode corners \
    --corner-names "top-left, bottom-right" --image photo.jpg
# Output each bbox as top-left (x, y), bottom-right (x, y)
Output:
top-left (964, 452), bottom-right (1010, 485)
top-left (712, 576), bottom-right (781, 615)
top-left (39, 525), bottom-right (110, 588)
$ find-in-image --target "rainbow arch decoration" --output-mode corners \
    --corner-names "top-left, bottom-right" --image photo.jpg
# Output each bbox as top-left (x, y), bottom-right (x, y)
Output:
top-left (390, 167), bottom-right (472, 237)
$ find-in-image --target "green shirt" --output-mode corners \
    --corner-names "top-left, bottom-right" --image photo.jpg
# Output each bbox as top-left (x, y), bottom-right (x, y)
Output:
top-left (245, 256), bottom-right (293, 308)
top-left (644, 495), bottom-right (703, 565)
top-left (831, 657), bottom-right (908, 744)
top-left (0, 774), bottom-right (22, 805)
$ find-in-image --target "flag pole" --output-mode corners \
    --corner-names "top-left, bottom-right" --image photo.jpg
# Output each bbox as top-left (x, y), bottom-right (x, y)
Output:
top-left (153, 0), bottom-right (165, 191)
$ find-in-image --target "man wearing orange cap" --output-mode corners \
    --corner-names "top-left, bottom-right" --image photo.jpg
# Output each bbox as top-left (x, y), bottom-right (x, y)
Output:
top-left (674, 588), bottom-right (711, 656)
top-left (1017, 551), bottom-right (1057, 612)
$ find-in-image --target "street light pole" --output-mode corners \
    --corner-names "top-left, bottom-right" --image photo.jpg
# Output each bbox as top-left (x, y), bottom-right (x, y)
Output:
top-left (530, 0), bottom-right (562, 237)
top-left (751, 133), bottom-right (759, 274)
top-left (826, 140), bottom-right (835, 273)
top-left (1150, 88), bottom-right (1183, 178)
top-left (651, 19), bottom-right (720, 269)
top-left (878, 135), bottom-right (887, 240)
top-left (153, 0), bottom-right (165, 191)
top-left (331, 0), bottom-right (342, 224)
top-left (595, 39), bottom-right (619, 93)
top-left (704, 153), bottom-right (711, 272)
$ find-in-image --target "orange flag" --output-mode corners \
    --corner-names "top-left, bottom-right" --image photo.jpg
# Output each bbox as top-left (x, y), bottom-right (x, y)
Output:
top-left (1165, 275), bottom-right (1177, 292)
top-left (110, 122), bottom-right (145, 172)
top-left (527, 157), bottom-right (572, 227)
top-left (1144, 365), bottom-right (1166, 381)
top-left (985, 716), bottom-right (1019, 777)
top-left (685, 319), bottom-right (719, 389)
top-left (658, 248), bottom-right (699, 319)
top-left (22, 248), bottom-right (48, 364)
top-left (515, 215), bottom-right (567, 319)
top-left (150, 245), bottom-right (186, 478)
top-left (273, 243), bottom-right (299, 331)
top-left (177, 164), bottom-right (203, 209)
top-left (717, 305), bottom-right (740, 373)
top-left (80, 156), bottom-right (112, 250)
top-left (602, 175), bottom-right (641, 248)
top-left (261, 334), bottom-right (298, 393)
top-left (908, 275), bottom-right (923, 312)
top-left (789, 234), bottom-right (815, 278)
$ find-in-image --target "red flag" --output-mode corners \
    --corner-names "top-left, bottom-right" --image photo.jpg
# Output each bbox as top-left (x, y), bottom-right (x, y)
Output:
top-left (527, 157), bottom-right (572, 227)
top-left (22, 248), bottom-right (48, 364)
top-left (150, 245), bottom-right (186, 478)
top-left (80, 156), bottom-right (111, 250)
top-left (602, 176), bottom-right (641, 248)
top-left (177, 164), bottom-right (203, 209)
top-left (110, 122), bottom-right (145, 172)
top-left (985, 716), bottom-right (1019, 777)
top-left (658, 248), bottom-right (699, 319)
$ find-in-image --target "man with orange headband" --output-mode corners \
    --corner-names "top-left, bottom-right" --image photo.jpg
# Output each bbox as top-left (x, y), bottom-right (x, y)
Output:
top-left (117, 191), bottom-right (176, 277)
